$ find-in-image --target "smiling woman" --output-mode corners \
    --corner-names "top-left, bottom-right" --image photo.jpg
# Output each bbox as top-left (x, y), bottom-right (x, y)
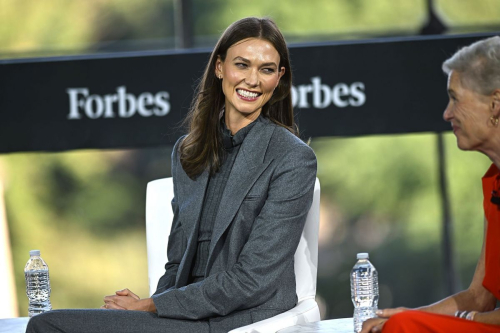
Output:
top-left (215, 38), bottom-right (285, 131)
top-left (443, 71), bottom-right (497, 152)
top-left (361, 36), bottom-right (500, 333)
top-left (26, 17), bottom-right (317, 333)
top-left (179, 17), bottom-right (296, 179)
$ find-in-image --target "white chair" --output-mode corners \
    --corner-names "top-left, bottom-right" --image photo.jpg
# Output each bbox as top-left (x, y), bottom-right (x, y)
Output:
top-left (145, 178), bottom-right (321, 333)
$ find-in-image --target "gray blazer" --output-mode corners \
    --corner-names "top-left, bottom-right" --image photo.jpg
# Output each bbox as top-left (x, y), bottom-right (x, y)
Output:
top-left (152, 117), bottom-right (317, 332)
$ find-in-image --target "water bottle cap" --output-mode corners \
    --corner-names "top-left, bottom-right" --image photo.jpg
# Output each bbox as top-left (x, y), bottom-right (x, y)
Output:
top-left (30, 250), bottom-right (40, 257)
top-left (356, 252), bottom-right (369, 259)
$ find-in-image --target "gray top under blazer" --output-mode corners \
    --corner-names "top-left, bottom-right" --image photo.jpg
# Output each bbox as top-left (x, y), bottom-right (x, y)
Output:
top-left (152, 116), bottom-right (317, 332)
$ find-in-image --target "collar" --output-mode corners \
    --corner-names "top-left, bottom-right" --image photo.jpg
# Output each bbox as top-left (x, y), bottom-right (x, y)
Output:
top-left (222, 115), bottom-right (263, 150)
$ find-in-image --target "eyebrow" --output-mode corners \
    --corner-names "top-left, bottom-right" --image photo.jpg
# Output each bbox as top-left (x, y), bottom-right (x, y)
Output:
top-left (232, 56), bottom-right (278, 68)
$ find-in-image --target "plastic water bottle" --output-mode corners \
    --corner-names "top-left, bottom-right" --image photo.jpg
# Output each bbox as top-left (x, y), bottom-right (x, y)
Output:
top-left (351, 252), bottom-right (379, 333)
top-left (24, 250), bottom-right (52, 317)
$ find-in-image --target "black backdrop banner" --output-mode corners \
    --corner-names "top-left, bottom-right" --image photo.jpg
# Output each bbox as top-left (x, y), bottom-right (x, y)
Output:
top-left (0, 33), bottom-right (496, 153)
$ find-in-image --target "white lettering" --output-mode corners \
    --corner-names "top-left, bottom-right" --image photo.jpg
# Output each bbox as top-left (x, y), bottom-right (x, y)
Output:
top-left (66, 88), bottom-right (89, 119)
top-left (117, 86), bottom-right (136, 118)
top-left (311, 77), bottom-right (331, 109)
top-left (349, 82), bottom-right (366, 107)
top-left (332, 83), bottom-right (350, 108)
top-left (104, 94), bottom-right (118, 118)
top-left (292, 77), bottom-right (366, 109)
top-left (291, 86), bottom-right (298, 106)
top-left (67, 87), bottom-right (171, 120)
top-left (298, 84), bottom-right (313, 108)
top-left (137, 93), bottom-right (154, 117)
top-left (154, 92), bottom-right (170, 116)
top-left (85, 95), bottom-right (104, 119)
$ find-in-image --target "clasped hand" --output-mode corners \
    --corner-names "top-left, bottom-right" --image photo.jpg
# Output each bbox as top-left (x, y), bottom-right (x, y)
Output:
top-left (102, 288), bottom-right (156, 312)
top-left (360, 307), bottom-right (408, 333)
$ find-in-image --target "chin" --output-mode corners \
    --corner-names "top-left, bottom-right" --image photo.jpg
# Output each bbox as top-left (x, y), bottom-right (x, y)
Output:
top-left (456, 141), bottom-right (468, 151)
top-left (236, 108), bottom-right (261, 116)
top-left (456, 139), bottom-right (475, 152)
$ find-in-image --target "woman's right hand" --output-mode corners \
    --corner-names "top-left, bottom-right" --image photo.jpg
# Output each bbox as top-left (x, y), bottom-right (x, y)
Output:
top-left (360, 307), bottom-right (409, 333)
top-left (360, 317), bottom-right (387, 333)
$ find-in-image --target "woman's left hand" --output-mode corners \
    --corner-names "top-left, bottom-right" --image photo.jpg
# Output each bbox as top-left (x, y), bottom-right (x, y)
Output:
top-left (102, 288), bottom-right (156, 312)
top-left (360, 307), bottom-right (409, 333)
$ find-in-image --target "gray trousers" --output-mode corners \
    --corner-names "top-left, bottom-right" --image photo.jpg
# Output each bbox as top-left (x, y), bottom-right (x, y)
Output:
top-left (26, 309), bottom-right (210, 333)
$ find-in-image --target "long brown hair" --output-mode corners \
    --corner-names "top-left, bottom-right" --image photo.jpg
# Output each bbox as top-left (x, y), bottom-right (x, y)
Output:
top-left (180, 17), bottom-right (296, 179)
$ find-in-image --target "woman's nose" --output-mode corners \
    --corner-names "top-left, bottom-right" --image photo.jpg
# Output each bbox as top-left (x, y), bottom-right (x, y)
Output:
top-left (443, 104), bottom-right (452, 121)
top-left (245, 69), bottom-right (258, 87)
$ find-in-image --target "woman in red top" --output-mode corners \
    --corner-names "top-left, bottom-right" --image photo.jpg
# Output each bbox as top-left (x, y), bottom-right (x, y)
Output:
top-left (362, 36), bottom-right (500, 332)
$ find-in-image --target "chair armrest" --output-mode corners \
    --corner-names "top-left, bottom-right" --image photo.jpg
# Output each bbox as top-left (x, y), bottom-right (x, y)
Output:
top-left (228, 298), bottom-right (320, 333)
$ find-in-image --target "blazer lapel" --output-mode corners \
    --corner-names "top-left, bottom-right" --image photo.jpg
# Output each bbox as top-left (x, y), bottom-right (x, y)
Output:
top-left (206, 120), bottom-right (276, 269)
top-left (175, 169), bottom-right (209, 286)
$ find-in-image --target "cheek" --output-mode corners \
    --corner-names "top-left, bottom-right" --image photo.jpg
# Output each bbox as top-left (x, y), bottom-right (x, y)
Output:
top-left (221, 81), bottom-right (229, 98)
top-left (455, 104), bottom-right (474, 122)
top-left (227, 71), bottom-right (240, 83)
top-left (222, 76), bottom-right (237, 96)
top-left (457, 103), bottom-right (489, 133)
top-left (262, 77), bottom-right (279, 94)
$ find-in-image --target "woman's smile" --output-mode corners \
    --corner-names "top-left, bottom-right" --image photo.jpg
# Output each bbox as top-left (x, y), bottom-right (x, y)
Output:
top-left (236, 88), bottom-right (262, 101)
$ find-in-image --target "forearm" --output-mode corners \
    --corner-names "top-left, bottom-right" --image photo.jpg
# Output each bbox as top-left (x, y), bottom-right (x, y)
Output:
top-left (104, 289), bottom-right (158, 313)
top-left (419, 287), bottom-right (495, 315)
top-left (420, 217), bottom-right (495, 315)
top-left (474, 308), bottom-right (500, 325)
top-left (139, 298), bottom-right (157, 313)
top-left (417, 290), bottom-right (471, 315)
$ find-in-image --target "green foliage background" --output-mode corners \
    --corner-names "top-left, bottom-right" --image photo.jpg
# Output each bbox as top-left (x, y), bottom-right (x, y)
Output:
top-left (1, 0), bottom-right (499, 319)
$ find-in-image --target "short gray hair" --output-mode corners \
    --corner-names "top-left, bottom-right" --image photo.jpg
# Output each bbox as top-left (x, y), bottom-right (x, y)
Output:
top-left (442, 36), bottom-right (500, 95)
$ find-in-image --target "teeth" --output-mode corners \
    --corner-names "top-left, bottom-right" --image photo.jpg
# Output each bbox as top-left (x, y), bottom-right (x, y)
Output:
top-left (237, 89), bottom-right (259, 98)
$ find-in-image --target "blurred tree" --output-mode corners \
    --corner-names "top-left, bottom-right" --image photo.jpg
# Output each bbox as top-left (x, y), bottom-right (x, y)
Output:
top-left (0, 0), bottom-right (176, 58)
top-left (2, 0), bottom-right (499, 58)
top-left (2, 148), bottom-right (171, 314)
top-left (436, 0), bottom-right (500, 28)
top-left (196, 0), bottom-right (426, 40)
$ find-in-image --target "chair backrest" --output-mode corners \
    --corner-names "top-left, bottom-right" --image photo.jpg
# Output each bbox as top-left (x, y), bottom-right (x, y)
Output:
top-left (145, 177), bottom-right (320, 299)
top-left (146, 178), bottom-right (174, 296)
top-left (295, 177), bottom-right (320, 302)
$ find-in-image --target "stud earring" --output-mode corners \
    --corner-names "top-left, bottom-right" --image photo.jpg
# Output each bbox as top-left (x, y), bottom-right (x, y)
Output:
top-left (490, 116), bottom-right (499, 126)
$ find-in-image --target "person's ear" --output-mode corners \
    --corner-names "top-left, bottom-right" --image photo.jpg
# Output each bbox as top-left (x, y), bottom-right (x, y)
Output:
top-left (492, 89), bottom-right (500, 116)
top-left (275, 66), bottom-right (285, 88)
top-left (215, 57), bottom-right (223, 79)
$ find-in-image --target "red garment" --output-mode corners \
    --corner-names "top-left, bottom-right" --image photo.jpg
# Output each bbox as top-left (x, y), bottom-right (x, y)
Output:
top-left (482, 163), bottom-right (500, 299)
top-left (382, 164), bottom-right (500, 332)
top-left (383, 311), bottom-right (500, 332)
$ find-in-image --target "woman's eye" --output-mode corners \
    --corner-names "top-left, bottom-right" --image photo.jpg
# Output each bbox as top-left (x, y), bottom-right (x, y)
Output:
top-left (262, 68), bottom-right (275, 74)
top-left (235, 63), bottom-right (247, 68)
